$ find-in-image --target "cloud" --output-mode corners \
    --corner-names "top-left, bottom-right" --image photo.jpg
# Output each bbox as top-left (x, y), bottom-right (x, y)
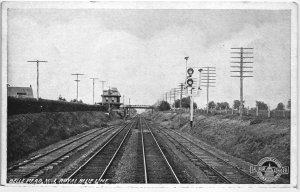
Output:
top-left (7, 9), bottom-right (291, 108)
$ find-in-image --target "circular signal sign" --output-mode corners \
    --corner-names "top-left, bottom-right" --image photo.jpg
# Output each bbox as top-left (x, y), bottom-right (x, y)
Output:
top-left (187, 68), bottom-right (194, 76)
top-left (187, 78), bottom-right (193, 86)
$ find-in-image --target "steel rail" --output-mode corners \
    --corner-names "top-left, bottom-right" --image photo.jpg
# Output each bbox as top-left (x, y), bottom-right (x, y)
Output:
top-left (142, 118), bottom-right (180, 184)
top-left (98, 127), bottom-right (132, 180)
top-left (8, 126), bottom-right (115, 171)
top-left (140, 117), bottom-right (148, 183)
top-left (157, 128), bottom-right (232, 183)
top-left (171, 130), bottom-right (264, 184)
top-left (67, 118), bottom-right (136, 179)
top-left (15, 125), bottom-right (121, 179)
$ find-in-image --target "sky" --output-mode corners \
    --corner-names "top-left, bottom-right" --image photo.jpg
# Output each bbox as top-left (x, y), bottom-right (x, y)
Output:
top-left (7, 9), bottom-right (291, 109)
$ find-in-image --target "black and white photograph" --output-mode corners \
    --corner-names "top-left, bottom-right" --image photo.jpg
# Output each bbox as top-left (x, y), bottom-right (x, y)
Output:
top-left (0, 1), bottom-right (298, 190)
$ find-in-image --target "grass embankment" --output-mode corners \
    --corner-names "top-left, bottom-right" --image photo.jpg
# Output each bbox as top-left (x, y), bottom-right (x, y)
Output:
top-left (7, 111), bottom-right (122, 163)
top-left (151, 112), bottom-right (290, 167)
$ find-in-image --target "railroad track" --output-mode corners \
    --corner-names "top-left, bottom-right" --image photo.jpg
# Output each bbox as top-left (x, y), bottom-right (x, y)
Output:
top-left (7, 123), bottom-right (126, 180)
top-left (66, 116), bottom-right (137, 180)
top-left (139, 117), bottom-right (180, 184)
top-left (154, 125), bottom-right (263, 184)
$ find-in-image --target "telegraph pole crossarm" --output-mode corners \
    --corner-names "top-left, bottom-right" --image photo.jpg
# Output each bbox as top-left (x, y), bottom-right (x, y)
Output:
top-left (230, 47), bottom-right (254, 118)
top-left (200, 66), bottom-right (216, 114)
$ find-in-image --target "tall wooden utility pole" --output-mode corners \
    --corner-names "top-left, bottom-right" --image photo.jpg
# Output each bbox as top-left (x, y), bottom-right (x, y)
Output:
top-left (178, 83), bottom-right (185, 128)
top-left (171, 87), bottom-right (183, 108)
top-left (128, 98), bottom-right (131, 115)
top-left (230, 47), bottom-right (254, 118)
top-left (165, 92), bottom-right (168, 102)
top-left (99, 80), bottom-right (106, 94)
top-left (27, 60), bottom-right (48, 100)
top-left (90, 78), bottom-right (98, 104)
top-left (201, 67), bottom-right (216, 113)
top-left (71, 73), bottom-right (84, 102)
top-left (173, 88), bottom-right (177, 107)
top-left (99, 80), bottom-right (106, 106)
top-left (169, 89), bottom-right (179, 108)
top-left (179, 83), bottom-right (184, 108)
top-left (169, 90), bottom-right (172, 105)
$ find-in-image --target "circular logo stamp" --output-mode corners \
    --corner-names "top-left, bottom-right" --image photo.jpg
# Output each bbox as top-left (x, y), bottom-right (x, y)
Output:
top-left (250, 157), bottom-right (289, 183)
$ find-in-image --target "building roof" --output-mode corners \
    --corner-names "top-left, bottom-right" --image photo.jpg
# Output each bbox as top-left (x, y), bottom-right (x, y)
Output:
top-left (102, 87), bottom-right (121, 97)
top-left (8, 86), bottom-right (34, 98)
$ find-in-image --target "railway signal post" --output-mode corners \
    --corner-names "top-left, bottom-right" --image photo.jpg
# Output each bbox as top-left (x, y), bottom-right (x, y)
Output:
top-left (230, 47), bottom-right (254, 118)
top-left (186, 67), bottom-right (194, 128)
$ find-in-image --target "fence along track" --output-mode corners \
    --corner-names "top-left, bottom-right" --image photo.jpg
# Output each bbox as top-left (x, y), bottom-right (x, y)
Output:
top-left (141, 117), bottom-right (180, 183)
top-left (156, 126), bottom-right (263, 184)
top-left (7, 125), bottom-right (121, 179)
top-left (67, 117), bottom-right (137, 180)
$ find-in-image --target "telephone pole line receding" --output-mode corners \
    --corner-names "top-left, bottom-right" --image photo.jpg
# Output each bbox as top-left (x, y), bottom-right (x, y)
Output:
top-left (27, 60), bottom-right (48, 100)
top-left (173, 88), bottom-right (177, 107)
top-left (71, 73), bottom-right (84, 102)
top-left (201, 67), bottom-right (216, 113)
top-left (230, 47), bottom-right (254, 118)
top-left (90, 78), bottom-right (98, 104)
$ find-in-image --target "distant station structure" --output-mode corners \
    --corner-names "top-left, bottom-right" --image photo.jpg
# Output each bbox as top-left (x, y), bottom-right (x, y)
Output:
top-left (7, 85), bottom-right (34, 98)
top-left (100, 87), bottom-right (122, 109)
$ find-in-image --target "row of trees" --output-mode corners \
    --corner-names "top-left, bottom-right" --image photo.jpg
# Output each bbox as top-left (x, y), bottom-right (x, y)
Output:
top-left (207, 99), bottom-right (291, 110)
top-left (154, 97), bottom-right (291, 112)
top-left (156, 97), bottom-right (198, 111)
top-left (58, 95), bottom-right (84, 104)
